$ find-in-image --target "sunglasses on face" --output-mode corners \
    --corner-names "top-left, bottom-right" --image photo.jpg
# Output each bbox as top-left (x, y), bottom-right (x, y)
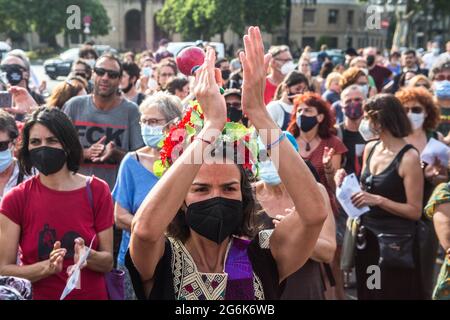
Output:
top-left (0, 140), bottom-right (11, 152)
top-left (405, 106), bottom-right (424, 114)
top-left (435, 74), bottom-right (450, 81)
top-left (94, 67), bottom-right (120, 79)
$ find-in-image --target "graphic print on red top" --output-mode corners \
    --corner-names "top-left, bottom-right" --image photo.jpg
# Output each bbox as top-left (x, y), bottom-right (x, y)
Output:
top-left (0, 175), bottom-right (114, 300)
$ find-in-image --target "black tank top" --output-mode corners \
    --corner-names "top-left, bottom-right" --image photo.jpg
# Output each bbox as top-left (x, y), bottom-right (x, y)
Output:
top-left (360, 141), bottom-right (416, 226)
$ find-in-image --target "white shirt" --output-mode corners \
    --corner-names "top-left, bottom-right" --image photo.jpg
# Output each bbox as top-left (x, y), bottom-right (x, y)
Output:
top-left (422, 52), bottom-right (440, 70)
top-left (267, 100), bottom-right (294, 129)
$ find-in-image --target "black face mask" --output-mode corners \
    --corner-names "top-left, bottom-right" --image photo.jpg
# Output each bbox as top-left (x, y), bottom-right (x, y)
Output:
top-left (122, 81), bottom-right (133, 94)
top-left (297, 115), bottom-right (318, 133)
top-left (221, 70), bottom-right (231, 81)
top-left (227, 107), bottom-right (243, 123)
top-left (186, 197), bottom-right (244, 244)
top-left (2, 64), bottom-right (24, 86)
top-left (30, 146), bottom-right (66, 176)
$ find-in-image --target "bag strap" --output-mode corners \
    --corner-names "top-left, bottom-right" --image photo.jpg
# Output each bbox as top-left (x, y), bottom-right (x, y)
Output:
top-left (85, 176), bottom-right (94, 211)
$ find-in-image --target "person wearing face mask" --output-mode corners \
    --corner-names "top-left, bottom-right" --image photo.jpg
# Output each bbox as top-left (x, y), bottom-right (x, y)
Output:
top-left (112, 93), bottom-right (182, 300)
top-left (126, 29), bottom-right (327, 300)
top-left (297, 57), bottom-right (321, 93)
top-left (215, 58), bottom-right (231, 89)
top-left (422, 42), bottom-right (442, 71)
top-left (267, 71), bottom-right (309, 130)
top-left (0, 53), bottom-right (46, 112)
top-left (343, 94), bottom-right (424, 300)
top-left (264, 45), bottom-right (295, 105)
top-left (0, 107), bottom-right (114, 300)
top-left (120, 62), bottom-right (146, 106)
top-left (223, 89), bottom-right (248, 126)
top-left (322, 72), bottom-right (343, 106)
top-left (386, 51), bottom-right (402, 76)
top-left (431, 60), bottom-right (450, 145)
top-left (332, 67), bottom-right (375, 124)
top-left (332, 85), bottom-right (367, 296)
top-left (78, 46), bottom-right (99, 70)
top-left (288, 93), bottom-right (347, 217)
top-left (0, 110), bottom-right (32, 204)
top-left (254, 136), bottom-right (337, 300)
top-left (396, 87), bottom-right (446, 299)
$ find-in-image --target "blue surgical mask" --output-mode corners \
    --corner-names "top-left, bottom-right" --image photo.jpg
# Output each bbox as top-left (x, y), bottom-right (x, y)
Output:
top-left (435, 80), bottom-right (450, 99)
top-left (0, 149), bottom-right (13, 173)
top-left (141, 125), bottom-right (164, 148)
top-left (258, 160), bottom-right (281, 186)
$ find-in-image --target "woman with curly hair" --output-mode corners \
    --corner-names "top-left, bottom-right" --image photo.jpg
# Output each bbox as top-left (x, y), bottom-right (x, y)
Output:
top-left (396, 87), bottom-right (447, 299)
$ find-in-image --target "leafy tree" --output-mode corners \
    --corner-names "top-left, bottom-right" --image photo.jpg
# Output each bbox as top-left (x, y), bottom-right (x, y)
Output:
top-left (156, 0), bottom-right (286, 41)
top-left (0, 0), bottom-right (110, 48)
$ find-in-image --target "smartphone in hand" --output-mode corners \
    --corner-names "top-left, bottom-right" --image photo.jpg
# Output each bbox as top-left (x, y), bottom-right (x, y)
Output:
top-left (0, 91), bottom-right (12, 108)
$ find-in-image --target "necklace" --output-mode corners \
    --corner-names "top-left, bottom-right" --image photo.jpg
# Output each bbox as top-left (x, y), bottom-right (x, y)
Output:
top-left (299, 135), bottom-right (316, 152)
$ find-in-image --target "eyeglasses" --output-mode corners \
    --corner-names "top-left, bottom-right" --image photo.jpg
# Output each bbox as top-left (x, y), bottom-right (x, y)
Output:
top-left (404, 106), bottom-right (424, 114)
top-left (226, 102), bottom-right (241, 109)
top-left (140, 118), bottom-right (167, 126)
top-left (94, 67), bottom-right (121, 79)
top-left (434, 74), bottom-right (450, 81)
top-left (0, 140), bottom-right (11, 152)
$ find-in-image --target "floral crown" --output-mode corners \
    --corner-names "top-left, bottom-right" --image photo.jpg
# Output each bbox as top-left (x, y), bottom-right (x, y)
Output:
top-left (153, 101), bottom-right (260, 177)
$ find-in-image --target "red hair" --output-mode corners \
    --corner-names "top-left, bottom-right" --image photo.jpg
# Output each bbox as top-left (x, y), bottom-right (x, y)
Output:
top-left (287, 92), bottom-right (336, 139)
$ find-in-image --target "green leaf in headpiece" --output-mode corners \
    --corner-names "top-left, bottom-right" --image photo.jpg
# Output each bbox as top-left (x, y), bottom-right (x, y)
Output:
top-left (153, 160), bottom-right (166, 178)
top-left (185, 124), bottom-right (196, 137)
top-left (223, 122), bottom-right (249, 142)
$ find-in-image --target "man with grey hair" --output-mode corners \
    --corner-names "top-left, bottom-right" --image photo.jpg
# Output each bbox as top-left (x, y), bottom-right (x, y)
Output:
top-left (264, 45), bottom-right (295, 105)
top-left (333, 84), bottom-right (367, 293)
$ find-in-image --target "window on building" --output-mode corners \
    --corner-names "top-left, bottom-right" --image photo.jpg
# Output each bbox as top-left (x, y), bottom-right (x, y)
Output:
top-left (347, 10), bottom-right (354, 26)
top-left (346, 37), bottom-right (353, 48)
top-left (328, 9), bottom-right (338, 24)
top-left (303, 9), bottom-right (316, 24)
top-left (302, 37), bottom-right (316, 49)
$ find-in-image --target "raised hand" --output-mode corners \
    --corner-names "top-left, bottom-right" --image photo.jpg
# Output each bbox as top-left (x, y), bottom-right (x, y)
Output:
top-left (193, 47), bottom-right (226, 129)
top-left (239, 26), bottom-right (272, 120)
top-left (4, 86), bottom-right (38, 115)
top-left (322, 147), bottom-right (336, 173)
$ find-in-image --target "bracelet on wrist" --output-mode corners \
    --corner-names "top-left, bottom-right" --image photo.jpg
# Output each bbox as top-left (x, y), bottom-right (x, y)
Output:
top-left (266, 132), bottom-right (286, 151)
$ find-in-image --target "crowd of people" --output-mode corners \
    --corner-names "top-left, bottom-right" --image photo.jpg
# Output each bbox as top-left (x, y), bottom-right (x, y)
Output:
top-left (0, 28), bottom-right (449, 301)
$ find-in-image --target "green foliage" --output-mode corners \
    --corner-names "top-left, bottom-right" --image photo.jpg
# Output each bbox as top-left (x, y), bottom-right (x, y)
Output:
top-left (156, 0), bottom-right (286, 40)
top-left (0, 0), bottom-right (110, 47)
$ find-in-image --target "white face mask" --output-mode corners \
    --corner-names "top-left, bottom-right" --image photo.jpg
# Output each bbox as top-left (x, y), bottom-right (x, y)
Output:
top-left (408, 113), bottom-right (425, 130)
top-left (358, 119), bottom-right (378, 141)
top-left (281, 61), bottom-right (296, 75)
top-left (359, 84), bottom-right (369, 97)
